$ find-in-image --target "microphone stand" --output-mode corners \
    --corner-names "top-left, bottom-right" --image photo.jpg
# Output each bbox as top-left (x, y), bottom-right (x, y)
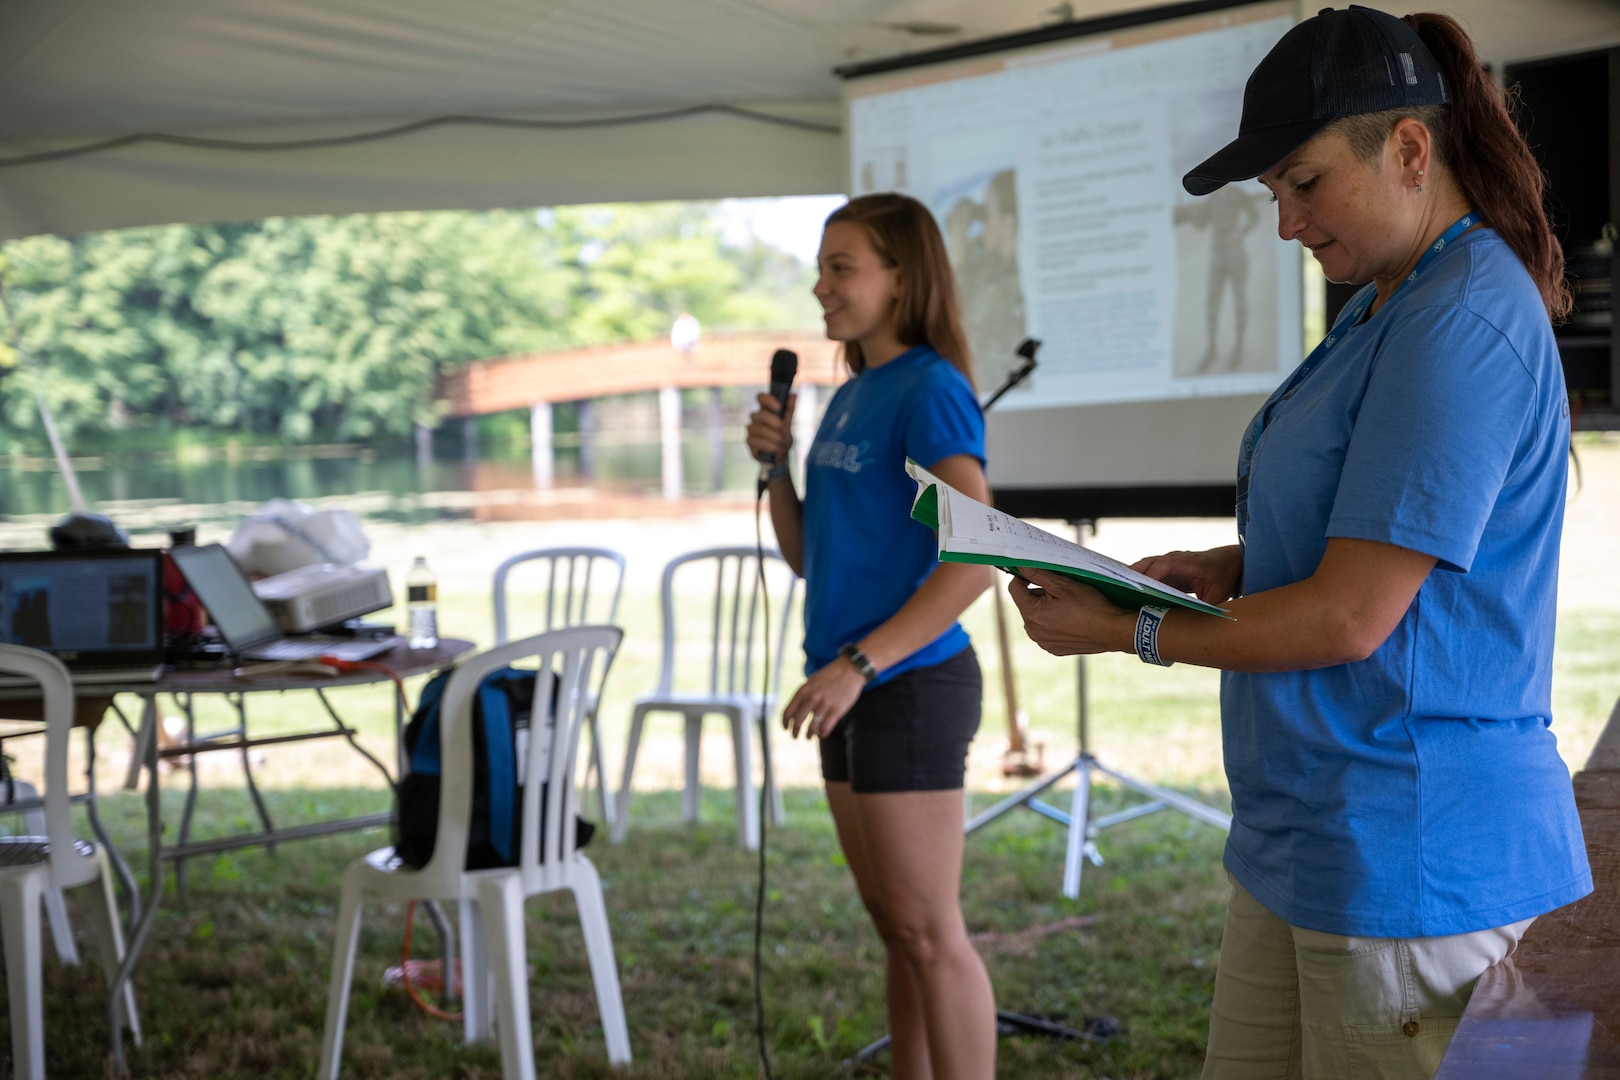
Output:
top-left (981, 338), bottom-right (1043, 779)
top-left (980, 336), bottom-right (1040, 412)
top-left (961, 335), bottom-right (1231, 891)
top-left (961, 333), bottom-right (1237, 1049)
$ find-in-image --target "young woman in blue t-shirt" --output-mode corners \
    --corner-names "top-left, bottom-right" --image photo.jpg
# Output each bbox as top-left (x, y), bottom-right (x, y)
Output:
top-left (745, 193), bottom-right (997, 1079)
top-left (1007, 9), bottom-right (1589, 1078)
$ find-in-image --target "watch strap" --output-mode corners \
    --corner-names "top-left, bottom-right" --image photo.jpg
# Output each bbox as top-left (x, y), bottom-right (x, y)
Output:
top-left (838, 642), bottom-right (878, 682)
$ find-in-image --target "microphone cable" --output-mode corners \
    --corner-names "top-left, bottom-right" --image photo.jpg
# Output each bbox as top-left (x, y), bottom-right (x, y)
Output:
top-left (749, 348), bottom-right (793, 1078)
top-left (752, 480), bottom-right (777, 1080)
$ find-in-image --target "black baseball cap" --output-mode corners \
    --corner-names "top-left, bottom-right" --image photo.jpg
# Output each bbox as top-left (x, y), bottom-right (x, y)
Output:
top-left (1182, 5), bottom-right (1450, 196)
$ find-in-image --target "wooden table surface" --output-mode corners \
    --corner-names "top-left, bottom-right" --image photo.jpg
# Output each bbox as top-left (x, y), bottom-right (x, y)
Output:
top-left (1437, 698), bottom-right (1620, 1078)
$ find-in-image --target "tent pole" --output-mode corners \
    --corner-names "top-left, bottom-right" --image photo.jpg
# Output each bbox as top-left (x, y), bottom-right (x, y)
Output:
top-left (0, 276), bottom-right (88, 512)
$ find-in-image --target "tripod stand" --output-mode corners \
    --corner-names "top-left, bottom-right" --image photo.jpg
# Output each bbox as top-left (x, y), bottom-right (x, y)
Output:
top-left (964, 519), bottom-right (1232, 899)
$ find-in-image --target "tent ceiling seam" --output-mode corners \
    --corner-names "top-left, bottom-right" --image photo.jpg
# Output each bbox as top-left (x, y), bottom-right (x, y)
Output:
top-left (0, 104), bottom-right (841, 170)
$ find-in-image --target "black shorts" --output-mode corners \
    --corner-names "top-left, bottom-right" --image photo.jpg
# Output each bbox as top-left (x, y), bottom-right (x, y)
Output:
top-left (819, 646), bottom-right (982, 793)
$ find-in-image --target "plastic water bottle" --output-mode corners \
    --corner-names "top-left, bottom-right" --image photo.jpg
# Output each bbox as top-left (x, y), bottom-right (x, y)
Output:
top-left (406, 557), bottom-right (439, 650)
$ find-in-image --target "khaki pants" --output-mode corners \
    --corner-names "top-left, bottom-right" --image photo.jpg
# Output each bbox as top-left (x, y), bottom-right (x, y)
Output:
top-left (1202, 875), bottom-right (1532, 1080)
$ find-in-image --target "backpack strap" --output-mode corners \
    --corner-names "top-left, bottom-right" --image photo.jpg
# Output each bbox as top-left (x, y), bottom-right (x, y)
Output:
top-left (479, 668), bottom-right (519, 863)
top-left (407, 671), bottom-right (451, 775)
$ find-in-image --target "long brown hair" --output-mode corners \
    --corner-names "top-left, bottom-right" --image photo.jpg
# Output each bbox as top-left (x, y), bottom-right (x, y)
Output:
top-left (1330, 13), bottom-right (1571, 321)
top-left (823, 193), bottom-right (975, 388)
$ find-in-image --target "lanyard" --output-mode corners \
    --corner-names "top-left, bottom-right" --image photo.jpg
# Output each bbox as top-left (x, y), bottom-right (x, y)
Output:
top-left (1236, 211), bottom-right (1478, 542)
top-left (1330, 210), bottom-right (1476, 344)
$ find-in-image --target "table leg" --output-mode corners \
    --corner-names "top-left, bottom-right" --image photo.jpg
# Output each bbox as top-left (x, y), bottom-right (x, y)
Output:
top-left (105, 698), bottom-right (138, 739)
top-left (421, 900), bottom-right (459, 1007)
top-left (108, 694), bottom-right (163, 1074)
top-left (396, 687), bottom-right (406, 779)
top-left (123, 697), bottom-right (154, 792)
top-left (229, 692), bottom-right (278, 853)
top-left (315, 688), bottom-right (395, 788)
top-left (83, 722), bottom-right (140, 929)
top-left (176, 695), bottom-right (201, 897)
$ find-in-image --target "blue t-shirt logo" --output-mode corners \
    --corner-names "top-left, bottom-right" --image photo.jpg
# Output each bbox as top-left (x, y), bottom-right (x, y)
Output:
top-left (799, 346), bottom-right (985, 685)
top-left (808, 439), bottom-right (869, 473)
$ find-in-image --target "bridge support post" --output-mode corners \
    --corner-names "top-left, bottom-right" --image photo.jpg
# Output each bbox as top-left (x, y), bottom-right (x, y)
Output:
top-left (530, 401), bottom-right (553, 490)
top-left (463, 417), bottom-right (478, 463)
top-left (659, 386), bottom-right (683, 500)
top-left (706, 387), bottom-right (725, 492)
top-left (793, 383), bottom-right (818, 483)
top-left (414, 423), bottom-right (433, 469)
top-left (577, 399), bottom-right (596, 480)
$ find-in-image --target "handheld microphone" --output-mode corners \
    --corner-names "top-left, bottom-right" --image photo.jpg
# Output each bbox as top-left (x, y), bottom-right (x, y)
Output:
top-left (756, 349), bottom-right (798, 496)
top-left (756, 349), bottom-right (798, 466)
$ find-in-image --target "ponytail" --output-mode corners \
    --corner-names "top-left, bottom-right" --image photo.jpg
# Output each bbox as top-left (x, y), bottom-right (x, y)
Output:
top-left (1404, 12), bottom-right (1572, 322)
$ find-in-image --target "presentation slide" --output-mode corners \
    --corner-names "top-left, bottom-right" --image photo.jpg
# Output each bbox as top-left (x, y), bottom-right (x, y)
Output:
top-left (843, 2), bottom-right (1303, 503)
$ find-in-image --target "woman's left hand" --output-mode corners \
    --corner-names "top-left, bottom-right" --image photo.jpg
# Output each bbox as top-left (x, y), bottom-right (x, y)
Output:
top-left (1006, 567), bottom-right (1136, 657)
top-left (781, 658), bottom-right (867, 739)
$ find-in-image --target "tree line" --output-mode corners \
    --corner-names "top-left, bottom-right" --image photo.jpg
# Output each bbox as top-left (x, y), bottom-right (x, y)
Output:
top-left (0, 203), bottom-right (817, 455)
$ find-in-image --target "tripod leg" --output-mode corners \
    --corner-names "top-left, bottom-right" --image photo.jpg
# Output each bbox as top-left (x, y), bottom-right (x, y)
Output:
top-left (1063, 758), bottom-right (1094, 900)
top-left (1092, 762), bottom-right (1233, 832)
top-left (963, 759), bottom-right (1075, 834)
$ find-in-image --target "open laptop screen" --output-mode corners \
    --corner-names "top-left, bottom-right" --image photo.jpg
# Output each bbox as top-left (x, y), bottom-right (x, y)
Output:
top-left (0, 549), bottom-right (165, 667)
top-left (168, 543), bottom-right (280, 652)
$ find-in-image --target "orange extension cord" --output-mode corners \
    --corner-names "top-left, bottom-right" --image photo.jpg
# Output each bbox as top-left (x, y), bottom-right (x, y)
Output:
top-left (398, 901), bottom-right (462, 1021)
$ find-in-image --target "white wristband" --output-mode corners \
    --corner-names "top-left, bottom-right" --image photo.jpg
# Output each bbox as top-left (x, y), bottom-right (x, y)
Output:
top-left (1135, 605), bottom-right (1172, 667)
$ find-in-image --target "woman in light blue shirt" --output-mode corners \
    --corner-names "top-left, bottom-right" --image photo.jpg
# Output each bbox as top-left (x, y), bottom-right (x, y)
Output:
top-left (1009, 9), bottom-right (1590, 1078)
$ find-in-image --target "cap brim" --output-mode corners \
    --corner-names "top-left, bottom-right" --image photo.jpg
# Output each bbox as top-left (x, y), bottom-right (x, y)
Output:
top-left (1182, 117), bottom-right (1333, 196)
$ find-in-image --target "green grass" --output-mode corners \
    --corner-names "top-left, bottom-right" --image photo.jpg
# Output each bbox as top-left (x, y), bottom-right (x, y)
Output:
top-left (5, 594), bottom-right (1616, 1078)
top-left (22, 783), bottom-right (1228, 1080)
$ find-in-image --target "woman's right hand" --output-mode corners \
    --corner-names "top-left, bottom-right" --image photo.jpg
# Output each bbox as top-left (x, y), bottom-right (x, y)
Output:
top-left (1131, 544), bottom-right (1244, 605)
top-left (744, 391), bottom-right (797, 464)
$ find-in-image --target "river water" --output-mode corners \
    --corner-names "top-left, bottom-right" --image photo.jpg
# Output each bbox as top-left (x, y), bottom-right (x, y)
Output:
top-left (0, 433), bottom-right (766, 544)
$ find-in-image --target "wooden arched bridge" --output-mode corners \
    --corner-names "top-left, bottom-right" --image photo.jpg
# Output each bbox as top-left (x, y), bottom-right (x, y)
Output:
top-left (433, 330), bottom-right (846, 495)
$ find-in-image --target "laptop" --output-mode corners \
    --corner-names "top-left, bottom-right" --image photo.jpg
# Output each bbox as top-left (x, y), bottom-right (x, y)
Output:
top-left (170, 543), bottom-right (401, 663)
top-left (0, 549), bottom-right (167, 684)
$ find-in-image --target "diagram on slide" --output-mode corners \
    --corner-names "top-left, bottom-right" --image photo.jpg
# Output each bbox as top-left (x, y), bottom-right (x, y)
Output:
top-left (938, 168), bottom-right (1029, 393)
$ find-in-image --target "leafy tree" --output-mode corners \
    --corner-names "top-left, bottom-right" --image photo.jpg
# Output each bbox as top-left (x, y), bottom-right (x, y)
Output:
top-left (0, 202), bottom-right (816, 454)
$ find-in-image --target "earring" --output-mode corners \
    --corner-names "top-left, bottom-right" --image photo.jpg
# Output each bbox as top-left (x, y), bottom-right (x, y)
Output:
top-left (1415, 168), bottom-right (1425, 195)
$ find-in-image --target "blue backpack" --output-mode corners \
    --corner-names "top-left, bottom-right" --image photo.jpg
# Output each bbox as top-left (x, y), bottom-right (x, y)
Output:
top-left (394, 666), bottom-right (593, 870)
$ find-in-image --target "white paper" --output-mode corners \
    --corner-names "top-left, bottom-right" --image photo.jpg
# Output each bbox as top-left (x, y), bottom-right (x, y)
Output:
top-left (908, 459), bottom-right (1206, 604)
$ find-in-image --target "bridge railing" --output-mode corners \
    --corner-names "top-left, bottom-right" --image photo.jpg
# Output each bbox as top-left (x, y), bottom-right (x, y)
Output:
top-left (433, 330), bottom-right (847, 498)
top-left (436, 330), bottom-right (844, 419)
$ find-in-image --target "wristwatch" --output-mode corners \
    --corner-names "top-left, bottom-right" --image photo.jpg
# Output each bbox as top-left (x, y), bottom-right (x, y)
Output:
top-left (838, 642), bottom-right (878, 683)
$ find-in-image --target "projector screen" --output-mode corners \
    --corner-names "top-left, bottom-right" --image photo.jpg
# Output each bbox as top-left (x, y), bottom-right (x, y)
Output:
top-left (841, 0), bottom-right (1302, 517)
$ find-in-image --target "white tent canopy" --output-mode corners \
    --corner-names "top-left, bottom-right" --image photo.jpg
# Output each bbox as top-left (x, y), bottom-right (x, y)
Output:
top-left (2, 0), bottom-right (1618, 242)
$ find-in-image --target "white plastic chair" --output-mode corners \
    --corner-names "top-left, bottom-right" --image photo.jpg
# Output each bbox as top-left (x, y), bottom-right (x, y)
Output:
top-left (320, 627), bottom-right (631, 1078)
top-left (0, 645), bottom-right (140, 1079)
top-left (492, 547), bottom-right (625, 829)
top-left (0, 777), bottom-right (78, 967)
top-left (612, 547), bottom-right (798, 850)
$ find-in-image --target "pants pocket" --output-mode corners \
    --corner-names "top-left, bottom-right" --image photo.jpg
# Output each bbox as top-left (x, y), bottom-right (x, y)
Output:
top-left (1343, 1015), bottom-right (1461, 1080)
